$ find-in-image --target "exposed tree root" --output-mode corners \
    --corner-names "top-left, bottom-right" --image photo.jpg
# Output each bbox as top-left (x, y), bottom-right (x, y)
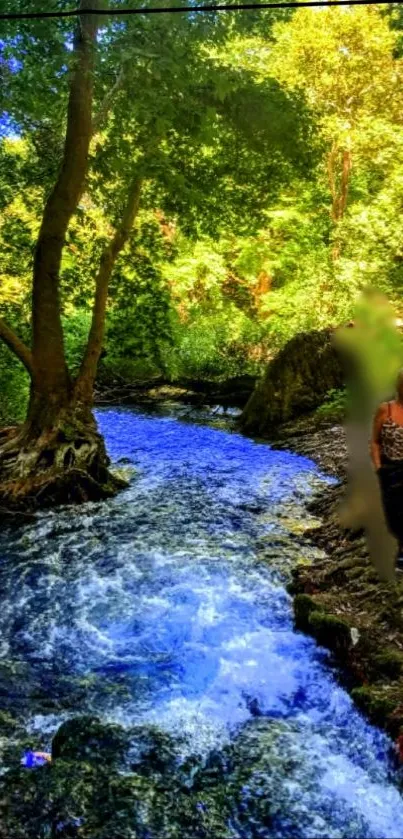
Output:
top-left (0, 411), bottom-right (127, 512)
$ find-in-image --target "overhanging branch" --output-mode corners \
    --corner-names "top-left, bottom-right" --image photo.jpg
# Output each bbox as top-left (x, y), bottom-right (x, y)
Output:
top-left (0, 319), bottom-right (34, 376)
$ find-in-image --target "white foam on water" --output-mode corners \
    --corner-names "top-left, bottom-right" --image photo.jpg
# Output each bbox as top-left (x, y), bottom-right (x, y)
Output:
top-left (0, 407), bottom-right (401, 838)
top-left (321, 754), bottom-right (403, 838)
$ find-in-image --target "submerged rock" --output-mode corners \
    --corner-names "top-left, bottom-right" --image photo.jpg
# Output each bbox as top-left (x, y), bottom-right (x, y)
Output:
top-left (51, 715), bottom-right (129, 766)
top-left (0, 714), bottom-right (376, 838)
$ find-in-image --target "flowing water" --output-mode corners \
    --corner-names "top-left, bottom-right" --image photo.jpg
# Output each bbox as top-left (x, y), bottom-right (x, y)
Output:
top-left (0, 405), bottom-right (402, 838)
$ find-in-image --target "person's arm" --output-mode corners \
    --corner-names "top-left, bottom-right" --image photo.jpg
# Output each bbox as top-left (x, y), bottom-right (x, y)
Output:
top-left (371, 403), bottom-right (387, 471)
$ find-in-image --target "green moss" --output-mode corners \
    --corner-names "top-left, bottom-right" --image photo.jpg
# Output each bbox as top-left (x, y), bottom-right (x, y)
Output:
top-left (51, 716), bottom-right (129, 766)
top-left (351, 686), bottom-right (396, 726)
top-left (59, 423), bottom-right (78, 442)
top-left (372, 649), bottom-right (403, 680)
top-left (0, 710), bottom-right (18, 733)
top-left (308, 611), bottom-right (351, 655)
top-left (293, 593), bottom-right (322, 631)
top-left (345, 565), bottom-right (366, 581)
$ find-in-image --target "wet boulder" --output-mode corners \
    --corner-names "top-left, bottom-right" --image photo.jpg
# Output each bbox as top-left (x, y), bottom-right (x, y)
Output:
top-left (51, 715), bottom-right (129, 766)
top-left (241, 328), bottom-right (343, 434)
top-left (351, 685), bottom-right (399, 732)
top-left (293, 593), bottom-right (321, 632)
top-left (2, 722), bottom-right (233, 839)
top-left (216, 718), bottom-right (369, 838)
top-left (307, 611), bottom-right (352, 657)
top-left (127, 724), bottom-right (180, 776)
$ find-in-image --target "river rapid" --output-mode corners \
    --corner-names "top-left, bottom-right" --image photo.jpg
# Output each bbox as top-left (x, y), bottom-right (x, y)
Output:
top-left (0, 405), bottom-right (402, 839)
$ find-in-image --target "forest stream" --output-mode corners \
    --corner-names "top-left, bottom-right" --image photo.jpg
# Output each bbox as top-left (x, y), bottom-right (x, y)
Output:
top-left (1, 405), bottom-right (403, 839)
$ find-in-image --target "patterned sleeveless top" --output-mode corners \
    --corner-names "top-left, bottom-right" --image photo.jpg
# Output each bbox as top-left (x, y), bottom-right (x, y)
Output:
top-left (381, 402), bottom-right (403, 461)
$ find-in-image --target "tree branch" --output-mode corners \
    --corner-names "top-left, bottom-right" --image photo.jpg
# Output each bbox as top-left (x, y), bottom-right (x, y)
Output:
top-left (75, 174), bottom-right (143, 402)
top-left (93, 65), bottom-right (126, 135)
top-left (340, 148), bottom-right (352, 219)
top-left (92, 50), bottom-right (158, 136)
top-left (0, 319), bottom-right (34, 376)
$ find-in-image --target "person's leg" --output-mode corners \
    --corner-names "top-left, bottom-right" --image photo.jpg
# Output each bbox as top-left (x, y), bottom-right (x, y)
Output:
top-left (385, 468), bottom-right (403, 569)
top-left (377, 464), bottom-right (403, 571)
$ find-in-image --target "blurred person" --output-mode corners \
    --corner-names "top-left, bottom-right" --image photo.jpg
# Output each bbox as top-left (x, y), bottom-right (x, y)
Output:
top-left (371, 369), bottom-right (403, 569)
top-left (335, 289), bottom-right (402, 581)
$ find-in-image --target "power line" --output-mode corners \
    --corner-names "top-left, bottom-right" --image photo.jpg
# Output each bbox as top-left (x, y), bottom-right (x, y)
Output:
top-left (1, 0), bottom-right (403, 22)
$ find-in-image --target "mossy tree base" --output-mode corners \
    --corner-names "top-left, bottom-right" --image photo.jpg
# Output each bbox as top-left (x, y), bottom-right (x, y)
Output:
top-left (0, 404), bottom-right (126, 511)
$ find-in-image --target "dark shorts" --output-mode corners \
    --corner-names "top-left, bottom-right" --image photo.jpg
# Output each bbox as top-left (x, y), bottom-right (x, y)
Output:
top-left (378, 456), bottom-right (403, 544)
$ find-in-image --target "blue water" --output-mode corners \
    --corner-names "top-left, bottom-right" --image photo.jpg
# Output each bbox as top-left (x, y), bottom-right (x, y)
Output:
top-left (0, 405), bottom-right (402, 838)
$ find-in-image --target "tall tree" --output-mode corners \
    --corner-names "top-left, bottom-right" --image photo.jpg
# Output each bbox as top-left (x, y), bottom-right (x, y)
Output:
top-left (0, 0), bottom-right (119, 506)
top-left (267, 6), bottom-right (403, 257)
top-left (0, 0), bottom-right (313, 508)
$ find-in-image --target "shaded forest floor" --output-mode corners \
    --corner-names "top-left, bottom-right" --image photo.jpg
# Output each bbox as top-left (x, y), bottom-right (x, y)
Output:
top-left (273, 414), bottom-right (403, 758)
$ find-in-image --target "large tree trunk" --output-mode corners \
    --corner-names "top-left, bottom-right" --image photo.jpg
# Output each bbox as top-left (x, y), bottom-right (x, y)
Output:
top-left (0, 1), bottom-right (123, 511)
top-left (32, 2), bottom-right (98, 398)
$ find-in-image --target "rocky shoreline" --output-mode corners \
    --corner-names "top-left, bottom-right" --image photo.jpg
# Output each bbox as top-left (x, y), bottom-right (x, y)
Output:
top-left (273, 414), bottom-right (403, 761)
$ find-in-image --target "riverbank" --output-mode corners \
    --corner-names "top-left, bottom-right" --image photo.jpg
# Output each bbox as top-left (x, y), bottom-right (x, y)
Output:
top-left (273, 412), bottom-right (403, 757)
top-left (94, 374), bottom-right (257, 411)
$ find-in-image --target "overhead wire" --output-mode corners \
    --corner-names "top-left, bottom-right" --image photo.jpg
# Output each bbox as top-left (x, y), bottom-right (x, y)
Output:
top-left (0, 0), bottom-right (403, 21)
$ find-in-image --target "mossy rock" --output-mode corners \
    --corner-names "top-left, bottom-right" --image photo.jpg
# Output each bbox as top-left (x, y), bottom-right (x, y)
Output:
top-left (1, 739), bottom-right (231, 839)
top-left (379, 604), bottom-right (403, 631)
top-left (351, 686), bottom-right (396, 728)
top-left (51, 715), bottom-right (129, 766)
top-left (308, 611), bottom-right (351, 655)
top-left (0, 710), bottom-right (18, 733)
top-left (241, 328), bottom-right (343, 433)
top-left (0, 759), bottom-right (162, 839)
top-left (372, 650), bottom-right (403, 680)
top-left (109, 464), bottom-right (135, 484)
top-left (128, 725), bottom-right (180, 776)
top-left (293, 594), bottom-right (323, 631)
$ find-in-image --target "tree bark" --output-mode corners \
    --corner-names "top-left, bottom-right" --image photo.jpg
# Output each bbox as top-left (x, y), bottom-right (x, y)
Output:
top-left (31, 0), bottom-right (98, 398)
top-left (0, 3), bottom-right (110, 510)
top-left (0, 3), bottom-right (145, 510)
top-left (328, 142), bottom-right (338, 224)
top-left (75, 175), bottom-right (143, 404)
